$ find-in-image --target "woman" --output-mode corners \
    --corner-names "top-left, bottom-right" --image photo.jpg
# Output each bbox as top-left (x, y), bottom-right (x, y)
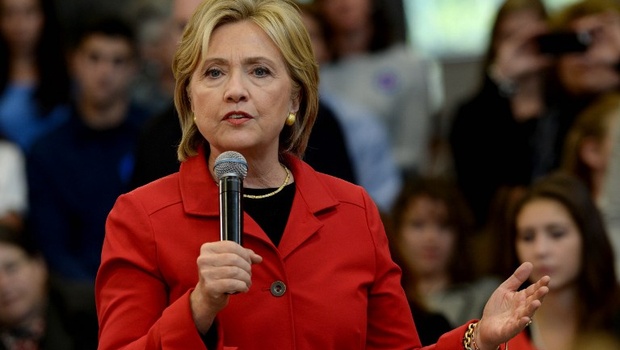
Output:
top-left (561, 92), bottom-right (620, 202)
top-left (388, 177), bottom-right (502, 329)
top-left (0, 0), bottom-right (70, 151)
top-left (314, 0), bottom-right (444, 177)
top-left (560, 91), bottom-right (620, 282)
top-left (504, 172), bottom-right (620, 349)
top-left (450, 0), bottom-right (552, 230)
top-left (95, 1), bottom-right (549, 349)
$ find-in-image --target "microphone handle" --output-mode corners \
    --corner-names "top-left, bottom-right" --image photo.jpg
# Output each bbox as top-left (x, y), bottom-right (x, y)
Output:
top-left (219, 176), bottom-right (243, 245)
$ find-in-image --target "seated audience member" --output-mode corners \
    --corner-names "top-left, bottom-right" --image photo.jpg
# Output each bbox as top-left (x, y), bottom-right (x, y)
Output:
top-left (299, 2), bottom-right (402, 212)
top-left (0, 135), bottom-right (27, 231)
top-left (129, 0), bottom-right (176, 117)
top-left (387, 176), bottom-right (502, 328)
top-left (561, 92), bottom-right (620, 279)
top-left (0, 0), bottom-right (71, 152)
top-left (0, 224), bottom-right (98, 350)
top-left (381, 212), bottom-right (452, 346)
top-left (26, 17), bottom-right (149, 282)
top-left (315, 0), bottom-right (445, 177)
top-left (129, 0), bottom-right (184, 188)
top-left (450, 0), bottom-right (552, 230)
top-left (503, 171), bottom-right (620, 349)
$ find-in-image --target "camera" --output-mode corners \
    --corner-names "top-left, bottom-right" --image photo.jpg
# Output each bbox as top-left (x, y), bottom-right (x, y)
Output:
top-left (535, 31), bottom-right (592, 55)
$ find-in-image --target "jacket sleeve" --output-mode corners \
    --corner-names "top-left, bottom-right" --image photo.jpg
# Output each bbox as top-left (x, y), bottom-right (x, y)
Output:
top-left (96, 193), bottom-right (214, 350)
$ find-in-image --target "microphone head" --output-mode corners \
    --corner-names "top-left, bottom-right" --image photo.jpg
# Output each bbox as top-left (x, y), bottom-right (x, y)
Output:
top-left (214, 151), bottom-right (248, 180)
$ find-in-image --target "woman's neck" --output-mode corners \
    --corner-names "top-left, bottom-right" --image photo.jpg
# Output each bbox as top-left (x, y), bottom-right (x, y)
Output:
top-left (510, 75), bottom-right (544, 122)
top-left (413, 272), bottom-right (450, 298)
top-left (333, 26), bottom-right (373, 58)
top-left (209, 150), bottom-right (290, 189)
top-left (530, 286), bottom-right (579, 350)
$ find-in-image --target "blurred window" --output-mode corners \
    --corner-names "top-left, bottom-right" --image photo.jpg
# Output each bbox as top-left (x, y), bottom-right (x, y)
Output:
top-left (404, 0), bottom-right (581, 58)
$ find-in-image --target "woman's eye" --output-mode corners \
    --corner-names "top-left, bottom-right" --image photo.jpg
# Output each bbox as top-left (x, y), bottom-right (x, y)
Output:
top-left (205, 68), bottom-right (222, 78)
top-left (550, 229), bottom-right (566, 239)
top-left (517, 231), bottom-right (535, 242)
top-left (253, 66), bottom-right (270, 77)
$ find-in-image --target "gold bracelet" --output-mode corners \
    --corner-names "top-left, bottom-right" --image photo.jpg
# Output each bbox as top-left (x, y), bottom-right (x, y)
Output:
top-left (463, 322), bottom-right (508, 350)
top-left (463, 322), bottom-right (480, 350)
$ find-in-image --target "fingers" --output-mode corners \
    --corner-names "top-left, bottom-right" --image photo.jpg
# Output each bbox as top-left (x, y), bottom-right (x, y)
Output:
top-left (196, 241), bottom-right (263, 295)
top-left (499, 262), bottom-right (533, 291)
top-left (517, 273), bottom-right (550, 326)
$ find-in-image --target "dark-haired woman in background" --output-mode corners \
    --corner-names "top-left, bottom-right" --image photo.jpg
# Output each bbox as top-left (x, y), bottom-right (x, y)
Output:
top-left (503, 172), bottom-right (620, 349)
top-left (0, 0), bottom-right (71, 152)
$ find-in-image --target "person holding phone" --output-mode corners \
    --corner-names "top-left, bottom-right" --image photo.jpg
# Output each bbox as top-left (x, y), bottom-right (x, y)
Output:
top-left (450, 0), bottom-right (552, 232)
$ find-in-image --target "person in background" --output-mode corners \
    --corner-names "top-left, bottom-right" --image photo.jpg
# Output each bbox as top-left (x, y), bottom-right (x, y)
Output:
top-left (0, 223), bottom-right (98, 350)
top-left (388, 176), bottom-right (501, 329)
top-left (315, 0), bottom-right (445, 177)
top-left (129, 0), bottom-right (185, 188)
top-left (561, 92), bottom-right (620, 202)
top-left (503, 171), bottom-right (620, 349)
top-left (130, 0), bottom-right (357, 189)
top-left (96, 1), bottom-right (549, 349)
top-left (129, 0), bottom-right (177, 117)
top-left (560, 92), bottom-right (620, 279)
top-left (0, 0), bottom-right (71, 152)
top-left (450, 0), bottom-right (552, 230)
top-left (381, 209), bottom-right (452, 346)
top-left (26, 17), bottom-right (148, 282)
top-left (298, 2), bottom-right (402, 212)
top-left (0, 134), bottom-right (26, 231)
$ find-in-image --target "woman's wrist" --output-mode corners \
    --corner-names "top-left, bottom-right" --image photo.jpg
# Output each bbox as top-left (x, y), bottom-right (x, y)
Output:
top-left (190, 288), bottom-right (216, 334)
top-left (463, 321), bottom-right (503, 350)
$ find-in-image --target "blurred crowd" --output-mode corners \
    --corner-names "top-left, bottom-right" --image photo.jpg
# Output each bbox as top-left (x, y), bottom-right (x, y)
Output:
top-left (2, 0), bottom-right (620, 348)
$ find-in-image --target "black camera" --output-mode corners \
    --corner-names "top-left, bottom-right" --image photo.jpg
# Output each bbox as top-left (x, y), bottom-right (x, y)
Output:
top-left (535, 31), bottom-right (592, 55)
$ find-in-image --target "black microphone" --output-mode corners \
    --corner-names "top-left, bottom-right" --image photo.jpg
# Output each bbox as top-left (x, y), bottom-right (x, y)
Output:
top-left (213, 151), bottom-right (247, 245)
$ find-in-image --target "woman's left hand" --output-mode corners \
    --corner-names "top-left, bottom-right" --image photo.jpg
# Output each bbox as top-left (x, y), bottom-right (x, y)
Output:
top-left (475, 262), bottom-right (550, 350)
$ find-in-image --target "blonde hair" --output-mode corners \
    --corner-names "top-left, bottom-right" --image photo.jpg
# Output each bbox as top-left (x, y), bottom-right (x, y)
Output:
top-left (172, 0), bottom-right (319, 161)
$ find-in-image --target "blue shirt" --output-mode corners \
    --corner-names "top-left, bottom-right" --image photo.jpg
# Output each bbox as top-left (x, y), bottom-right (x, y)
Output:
top-left (26, 103), bottom-right (149, 281)
top-left (0, 83), bottom-right (69, 152)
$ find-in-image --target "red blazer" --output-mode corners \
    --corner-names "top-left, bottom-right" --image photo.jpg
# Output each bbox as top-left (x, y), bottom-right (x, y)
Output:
top-left (96, 147), bottom-right (470, 349)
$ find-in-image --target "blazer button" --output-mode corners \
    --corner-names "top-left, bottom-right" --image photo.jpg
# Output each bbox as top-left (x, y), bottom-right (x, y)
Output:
top-left (270, 280), bottom-right (286, 297)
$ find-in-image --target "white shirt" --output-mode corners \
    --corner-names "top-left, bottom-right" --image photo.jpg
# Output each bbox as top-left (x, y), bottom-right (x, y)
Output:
top-left (0, 140), bottom-right (28, 217)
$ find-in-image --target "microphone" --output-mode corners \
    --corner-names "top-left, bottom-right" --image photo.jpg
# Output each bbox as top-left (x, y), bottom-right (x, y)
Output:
top-left (213, 151), bottom-right (247, 245)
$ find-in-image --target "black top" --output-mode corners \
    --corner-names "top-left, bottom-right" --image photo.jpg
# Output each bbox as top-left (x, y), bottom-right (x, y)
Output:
top-left (130, 103), bottom-right (181, 189)
top-left (243, 183), bottom-right (295, 247)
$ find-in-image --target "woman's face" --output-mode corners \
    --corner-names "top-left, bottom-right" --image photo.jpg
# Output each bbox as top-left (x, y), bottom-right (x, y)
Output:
top-left (0, 242), bottom-right (47, 326)
top-left (320, 0), bottom-right (371, 35)
top-left (515, 198), bottom-right (582, 291)
top-left (188, 20), bottom-right (299, 157)
top-left (557, 20), bottom-right (620, 96)
top-left (397, 196), bottom-right (455, 279)
top-left (0, 0), bottom-right (44, 53)
top-left (495, 9), bottom-right (545, 47)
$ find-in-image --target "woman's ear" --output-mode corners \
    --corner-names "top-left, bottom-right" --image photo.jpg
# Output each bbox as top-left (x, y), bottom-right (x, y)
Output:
top-left (579, 137), bottom-right (605, 170)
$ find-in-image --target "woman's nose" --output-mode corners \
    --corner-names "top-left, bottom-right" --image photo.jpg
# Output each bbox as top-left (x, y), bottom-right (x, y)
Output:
top-left (224, 70), bottom-right (249, 103)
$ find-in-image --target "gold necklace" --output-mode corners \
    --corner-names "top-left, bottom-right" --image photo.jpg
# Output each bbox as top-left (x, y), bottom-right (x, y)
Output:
top-left (243, 164), bottom-right (291, 199)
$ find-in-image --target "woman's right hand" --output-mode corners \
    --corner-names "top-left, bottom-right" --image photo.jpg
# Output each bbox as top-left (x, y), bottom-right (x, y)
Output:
top-left (190, 240), bottom-right (263, 333)
top-left (492, 23), bottom-right (551, 83)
